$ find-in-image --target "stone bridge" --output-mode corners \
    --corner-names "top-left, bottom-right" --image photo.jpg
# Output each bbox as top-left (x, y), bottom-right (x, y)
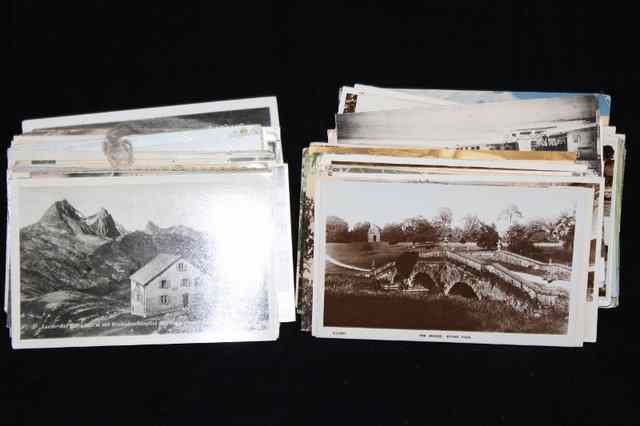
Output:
top-left (366, 248), bottom-right (569, 309)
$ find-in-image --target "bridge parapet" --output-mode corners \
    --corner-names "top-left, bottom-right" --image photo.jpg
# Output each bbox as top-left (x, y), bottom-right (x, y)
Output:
top-left (416, 247), bottom-right (568, 306)
top-left (504, 250), bottom-right (572, 281)
top-left (445, 251), bottom-right (485, 272)
top-left (485, 262), bottom-right (568, 306)
top-left (418, 249), bottom-right (448, 258)
top-left (353, 247), bottom-right (569, 307)
top-left (368, 261), bottom-right (397, 281)
top-left (462, 249), bottom-right (571, 281)
top-left (417, 247), bottom-right (485, 272)
top-left (484, 263), bottom-right (537, 299)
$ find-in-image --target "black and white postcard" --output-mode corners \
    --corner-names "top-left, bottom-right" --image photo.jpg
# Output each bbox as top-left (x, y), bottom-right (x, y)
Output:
top-left (22, 96), bottom-right (280, 133)
top-left (10, 125), bottom-right (271, 165)
top-left (336, 95), bottom-right (599, 160)
top-left (311, 176), bottom-right (592, 346)
top-left (347, 84), bottom-right (611, 124)
top-left (9, 173), bottom-right (280, 348)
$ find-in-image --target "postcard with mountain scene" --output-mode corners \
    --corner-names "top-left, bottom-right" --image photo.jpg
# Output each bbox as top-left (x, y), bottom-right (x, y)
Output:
top-left (9, 173), bottom-right (279, 348)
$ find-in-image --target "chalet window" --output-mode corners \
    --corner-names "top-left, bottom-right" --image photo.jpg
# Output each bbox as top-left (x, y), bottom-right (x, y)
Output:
top-left (194, 277), bottom-right (200, 287)
top-left (136, 288), bottom-right (142, 302)
top-left (181, 278), bottom-right (190, 287)
top-left (160, 295), bottom-right (169, 305)
top-left (177, 262), bottom-right (187, 272)
top-left (160, 279), bottom-right (169, 289)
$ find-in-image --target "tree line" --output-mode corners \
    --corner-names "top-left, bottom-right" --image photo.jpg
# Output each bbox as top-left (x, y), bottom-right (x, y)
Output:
top-left (326, 204), bottom-right (576, 258)
top-left (326, 207), bottom-right (499, 249)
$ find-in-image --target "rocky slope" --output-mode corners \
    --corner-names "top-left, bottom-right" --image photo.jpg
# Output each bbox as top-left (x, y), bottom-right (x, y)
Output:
top-left (85, 207), bottom-right (122, 239)
top-left (20, 200), bottom-right (213, 298)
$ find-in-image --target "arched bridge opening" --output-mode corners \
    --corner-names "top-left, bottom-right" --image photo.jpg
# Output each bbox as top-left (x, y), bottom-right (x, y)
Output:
top-left (447, 281), bottom-right (481, 300)
top-left (412, 272), bottom-right (438, 291)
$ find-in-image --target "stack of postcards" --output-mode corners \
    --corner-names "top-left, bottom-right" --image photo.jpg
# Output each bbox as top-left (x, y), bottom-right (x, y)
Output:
top-left (5, 97), bottom-right (295, 348)
top-left (297, 85), bottom-right (625, 347)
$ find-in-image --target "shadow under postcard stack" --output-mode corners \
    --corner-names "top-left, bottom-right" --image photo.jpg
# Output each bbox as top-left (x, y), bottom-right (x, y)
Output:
top-left (296, 85), bottom-right (625, 347)
top-left (5, 97), bottom-right (295, 349)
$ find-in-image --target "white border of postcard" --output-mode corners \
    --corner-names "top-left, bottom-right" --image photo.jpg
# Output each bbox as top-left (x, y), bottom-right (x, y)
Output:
top-left (319, 166), bottom-right (601, 341)
top-left (311, 174), bottom-right (593, 346)
top-left (295, 152), bottom-right (600, 337)
top-left (272, 165), bottom-right (296, 322)
top-left (10, 173), bottom-right (281, 348)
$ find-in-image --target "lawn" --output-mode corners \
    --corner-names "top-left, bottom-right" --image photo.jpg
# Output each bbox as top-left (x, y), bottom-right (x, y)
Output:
top-left (326, 242), bottom-right (413, 272)
top-left (526, 244), bottom-right (573, 265)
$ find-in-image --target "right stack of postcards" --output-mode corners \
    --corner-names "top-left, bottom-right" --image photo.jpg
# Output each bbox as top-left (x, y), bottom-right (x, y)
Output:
top-left (297, 84), bottom-right (625, 347)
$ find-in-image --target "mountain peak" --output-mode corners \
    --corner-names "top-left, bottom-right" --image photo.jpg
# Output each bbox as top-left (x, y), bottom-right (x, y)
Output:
top-left (39, 199), bottom-right (85, 232)
top-left (86, 208), bottom-right (120, 239)
top-left (37, 200), bottom-right (122, 240)
top-left (145, 221), bottom-right (161, 234)
top-left (54, 199), bottom-right (83, 220)
top-left (94, 207), bottom-right (111, 219)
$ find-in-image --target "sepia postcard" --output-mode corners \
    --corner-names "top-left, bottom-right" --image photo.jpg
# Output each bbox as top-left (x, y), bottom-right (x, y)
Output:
top-left (600, 132), bottom-right (625, 306)
top-left (295, 148), bottom-right (600, 335)
top-left (311, 175), bottom-right (593, 346)
top-left (295, 148), bottom-right (591, 331)
top-left (307, 143), bottom-right (582, 169)
top-left (9, 172), bottom-right (281, 348)
top-left (320, 168), bottom-right (603, 341)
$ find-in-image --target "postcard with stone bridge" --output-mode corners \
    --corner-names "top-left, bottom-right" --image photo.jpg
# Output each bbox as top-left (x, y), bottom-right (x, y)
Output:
top-left (9, 173), bottom-right (279, 348)
top-left (312, 177), bottom-right (592, 346)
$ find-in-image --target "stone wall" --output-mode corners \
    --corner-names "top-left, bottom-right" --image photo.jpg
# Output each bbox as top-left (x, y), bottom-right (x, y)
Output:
top-left (408, 261), bottom-right (549, 312)
top-left (470, 250), bottom-right (571, 281)
top-left (390, 247), bottom-right (569, 308)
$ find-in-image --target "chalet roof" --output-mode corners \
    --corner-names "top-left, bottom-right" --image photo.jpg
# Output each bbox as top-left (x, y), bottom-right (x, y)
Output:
top-left (130, 253), bottom-right (182, 286)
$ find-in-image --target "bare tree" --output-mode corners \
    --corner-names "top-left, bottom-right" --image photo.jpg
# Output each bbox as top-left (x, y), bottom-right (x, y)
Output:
top-left (435, 207), bottom-right (453, 228)
top-left (461, 213), bottom-right (482, 240)
top-left (498, 204), bottom-right (523, 226)
top-left (554, 211), bottom-right (576, 251)
top-left (433, 207), bottom-right (453, 238)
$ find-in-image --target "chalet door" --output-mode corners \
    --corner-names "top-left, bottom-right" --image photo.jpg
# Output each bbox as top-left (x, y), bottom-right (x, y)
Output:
top-left (182, 293), bottom-right (189, 308)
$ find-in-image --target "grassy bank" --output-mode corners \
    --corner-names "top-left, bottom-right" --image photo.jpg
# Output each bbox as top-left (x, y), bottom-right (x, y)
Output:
top-left (326, 242), bottom-right (412, 272)
top-left (323, 273), bottom-right (568, 334)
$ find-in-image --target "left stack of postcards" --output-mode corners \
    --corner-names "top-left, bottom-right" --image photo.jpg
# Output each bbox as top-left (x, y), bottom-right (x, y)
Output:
top-left (5, 97), bottom-right (294, 349)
